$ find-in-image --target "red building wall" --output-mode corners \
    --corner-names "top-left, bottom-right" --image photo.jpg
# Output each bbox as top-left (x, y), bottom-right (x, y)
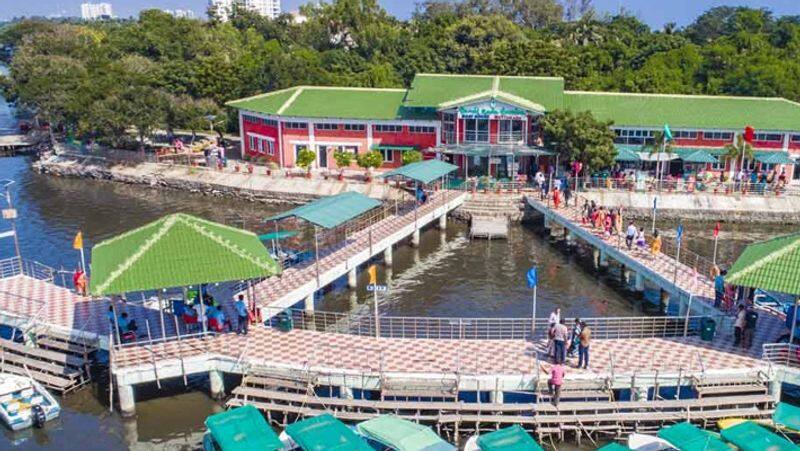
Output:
top-left (373, 125), bottom-right (437, 168)
top-left (242, 118), bottom-right (280, 164)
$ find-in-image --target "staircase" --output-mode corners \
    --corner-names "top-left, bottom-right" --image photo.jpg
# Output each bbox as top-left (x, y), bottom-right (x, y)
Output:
top-left (454, 194), bottom-right (525, 221)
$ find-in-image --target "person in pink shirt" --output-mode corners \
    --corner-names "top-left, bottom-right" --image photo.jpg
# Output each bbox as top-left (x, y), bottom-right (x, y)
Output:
top-left (541, 362), bottom-right (565, 406)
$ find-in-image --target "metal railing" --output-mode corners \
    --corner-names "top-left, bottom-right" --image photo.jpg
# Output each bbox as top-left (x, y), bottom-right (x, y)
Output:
top-left (0, 257), bottom-right (55, 282)
top-left (762, 343), bottom-right (800, 368)
top-left (261, 306), bottom-right (704, 341)
top-left (573, 176), bottom-right (800, 197)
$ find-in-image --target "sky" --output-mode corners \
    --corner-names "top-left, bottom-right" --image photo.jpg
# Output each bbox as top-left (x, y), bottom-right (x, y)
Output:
top-left (3, 0), bottom-right (800, 29)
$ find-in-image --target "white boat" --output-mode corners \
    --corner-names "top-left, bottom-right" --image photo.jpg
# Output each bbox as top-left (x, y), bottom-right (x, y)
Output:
top-left (627, 433), bottom-right (677, 451)
top-left (0, 373), bottom-right (60, 431)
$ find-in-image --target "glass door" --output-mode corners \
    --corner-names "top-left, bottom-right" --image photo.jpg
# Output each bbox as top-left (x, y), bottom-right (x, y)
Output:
top-left (317, 145), bottom-right (328, 168)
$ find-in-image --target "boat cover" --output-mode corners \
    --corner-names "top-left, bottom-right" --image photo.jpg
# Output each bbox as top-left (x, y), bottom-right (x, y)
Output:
top-left (476, 425), bottom-right (544, 451)
top-left (356, 415), bottom-right (455, 451)
top-left (657, 422), bottom-right (729, 451)
top-left (774, 402), bottom-right (800, 431)
top-left (721, 421), bottom-right (799, 451)
top-left (596, 443), bottom-right (631, 451)
top-left (204, 405), bottom-right (283, 451)
top-left (285, 413), bottom-right (373, 451)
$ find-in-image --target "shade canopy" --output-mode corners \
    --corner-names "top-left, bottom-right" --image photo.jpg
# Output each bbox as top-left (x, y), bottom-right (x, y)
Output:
top-left (614, 145), bottom-right (641, 162)
top-left (90, 213), bottom-right (280, 296)
top-left (267, 191), bottom-right (381, 229)
top-left (755, 151), bottom-right (794, 165)
top-left (381, 159), bottom-right (458, 184)
top-left (476, 425), bottom-right (544, 451)
top-left (204, 405), bottom-right (284, 451)
top-left (657, 422), bottom-right (729, 451)
top-left (435, 144), bottom-right (554, 158)
top-left (721, 421), bottom-right (799, 451)
top-left (675, 148), bottom-right (718, 164)
top-left (725, 232), bottom-right (800, 295)
top-left (774, 402), bottom-right (800, 432)
top-left (356, 415), bottom-right (455, 451)
top-left (258, 230), bottom-right (299, 241)
top-left (284, 413), bottom-right (372, 451)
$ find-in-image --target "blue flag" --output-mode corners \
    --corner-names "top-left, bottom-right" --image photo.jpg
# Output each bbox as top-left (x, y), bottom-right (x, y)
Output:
top-left (653, 197), bottom-right (658, 212)
top-left (526, 267), bottom-right (538, 289)
top-left (676, 224), bottom-right (684, 245)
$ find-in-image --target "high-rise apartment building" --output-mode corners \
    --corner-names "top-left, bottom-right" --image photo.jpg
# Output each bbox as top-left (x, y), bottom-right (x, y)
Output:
top-left (81, 2), bottom-right (114, 20)
top-left (208, 0), bottom-right (280, 21)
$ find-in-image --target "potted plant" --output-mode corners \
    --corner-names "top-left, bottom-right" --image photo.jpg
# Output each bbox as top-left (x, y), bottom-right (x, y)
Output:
top-left (267, 162), bottom-right (278, 176)
top-left (333, 150), bottom-right (353, 181)
top-left (401, 150), bottom-right (422, 166)
top-left (356, 151), bottom-right (384, 183)
top-left (296, 148), bottom-right (316, 179)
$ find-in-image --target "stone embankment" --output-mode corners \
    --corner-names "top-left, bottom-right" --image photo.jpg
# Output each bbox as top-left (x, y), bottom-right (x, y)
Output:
top-left (452, 194), bottom-right (525, 221)
top-left (580, 190), bottom-right (800, 224)
top-left (34, 154), bottom-right (395, 205)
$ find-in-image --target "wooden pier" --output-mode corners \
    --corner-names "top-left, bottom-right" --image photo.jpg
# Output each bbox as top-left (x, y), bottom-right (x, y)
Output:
top-left (0, 135), bottom-right (35, 155)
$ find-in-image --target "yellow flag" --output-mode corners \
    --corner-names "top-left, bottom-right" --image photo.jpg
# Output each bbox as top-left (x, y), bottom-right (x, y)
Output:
top-left (367, 265), bottom-right (377, 285)
top-left (73, 231), bottom-right (83, 250)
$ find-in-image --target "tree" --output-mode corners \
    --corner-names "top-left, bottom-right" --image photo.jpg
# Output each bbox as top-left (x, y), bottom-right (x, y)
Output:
top-left (296, 148), bottom-right (317, 174)
top-left (168, 96), bottom-right (225, 142)
top-left (540, 109), bottom-right (616, 172)
top-left (333, 150), bottom-right (354, 177)
top-left (641, 130), bottom-right (672, 183)
top-left (724, 134), bottom-right (754, 173)
top-left (356, 150), bottom-right (384, 180)
top-left (402, 150), bottom-right (423, 165)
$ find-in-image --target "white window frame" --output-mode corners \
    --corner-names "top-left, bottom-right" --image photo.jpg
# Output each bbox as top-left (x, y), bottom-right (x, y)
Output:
top-left (791, 134), bottom-right (800, 144)
top-left (711, 156), bottom-right (726, 171)
top-left (380, 149), bottom-right (394, 163)
top-left (285, 122), bottom-right (308, 130)
top-left (674, 130), bottom-right (698, 139)
top-left (315, 123), bottom-right (338, 131)
top-left (343, 123), bottom-right (365, 131)
top-left (374, 124), bottom-right (403, 133)
top-left (703, 131), bottom-right (734, 141)
top-left (409, 125), bottom-right (435, 134)
top-left (754, 132), bottom-right (783, 142)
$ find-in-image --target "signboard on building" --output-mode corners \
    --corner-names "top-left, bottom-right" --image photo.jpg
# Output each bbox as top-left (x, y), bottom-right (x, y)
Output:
top-left (459, 100), bottom-right (527, 119)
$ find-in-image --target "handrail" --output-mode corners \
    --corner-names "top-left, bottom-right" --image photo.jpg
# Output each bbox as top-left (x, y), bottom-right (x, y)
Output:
top-left (570, 176), bottom-right (799, 197)
top-left (763, 343), bottom-right (800, 368)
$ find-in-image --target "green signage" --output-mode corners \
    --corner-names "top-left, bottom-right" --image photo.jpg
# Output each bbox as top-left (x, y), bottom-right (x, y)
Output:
top-left (458, 105), bottom-right (527, 118)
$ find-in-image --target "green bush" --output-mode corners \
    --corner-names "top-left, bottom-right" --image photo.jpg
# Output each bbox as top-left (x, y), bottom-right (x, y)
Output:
top-left (333, 150), bottom-right (354, 172)
top-left (296, 148), bottom-right (316, 172)
top-left (401, 150), bottom-right (422, 165)
top-left (356, 150), bottom-right (384, 171)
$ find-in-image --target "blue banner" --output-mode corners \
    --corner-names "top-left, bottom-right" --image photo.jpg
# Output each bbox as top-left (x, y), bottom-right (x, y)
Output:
top-left (676, 224), bottom-right (684, 244)
top-left (526, 267), bottom-right (538, 289)
top-left (653, 197), bottom-right (658, 212)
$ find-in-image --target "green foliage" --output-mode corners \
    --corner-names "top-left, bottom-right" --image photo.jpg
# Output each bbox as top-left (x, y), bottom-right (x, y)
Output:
top-left (356, 150), bottom-right (384, 170)
top-left (402, 150), bottom-right (423, 165)
top-left (296, 148), bottom-right (316, 172)
top-left (333, 150), bottom-right (354, 171)
top-left (540, 109), bottom-right (616, 172)
top-left (724, 135), bottom-right (754, 170)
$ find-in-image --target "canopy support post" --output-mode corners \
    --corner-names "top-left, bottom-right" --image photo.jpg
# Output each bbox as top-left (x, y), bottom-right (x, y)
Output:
top-left (314, 226), bottom-right (320, 288)
top-left (197, 284), bottom-right (207, 337)
top-left (790, 296), bottom-right (799, 345)
top-left (157, 290), bottom-right (166, 342)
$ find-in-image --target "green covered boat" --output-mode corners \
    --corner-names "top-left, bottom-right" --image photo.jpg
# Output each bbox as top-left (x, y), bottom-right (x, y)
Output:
top-left (721, 421), bottom-right (800, 451)
top-left (657, 422), bottom-right (729, 451)
top-left (463, 425), bottom-right (544, 451)
top-left (203, 405), bottom-right (285, 451)
top-left (355, 415), bottom-right (455, 451)
top-left (283, 413), bottom-right (373, 451)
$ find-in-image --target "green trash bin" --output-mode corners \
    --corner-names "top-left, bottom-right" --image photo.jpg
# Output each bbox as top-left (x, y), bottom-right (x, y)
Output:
top-left (700, 317), bottom-right (716, 341)
top-left (277, 312), bottom-right (293, 332)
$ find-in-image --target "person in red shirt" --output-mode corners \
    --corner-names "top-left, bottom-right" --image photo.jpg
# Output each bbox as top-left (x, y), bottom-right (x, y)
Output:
top-left (541, 362), bottom-right (565, 406)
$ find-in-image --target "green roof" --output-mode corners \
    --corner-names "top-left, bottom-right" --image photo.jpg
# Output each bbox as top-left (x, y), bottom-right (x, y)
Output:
top-left (284, 414), bottom-right (372, 451)
top-left (381, 159), bottom-right (458, 184)
top-left (774, 402), bottom-right (800, 432)
top-left (657, 422), bottom-right (729, 451)
top-left (90, 213), bottom-right (280, 296)
top-left (565, 91), bottom-right (800, 131)
top-left (721, 421), bottom-right (799, 451)
top-left (355, 415), bottom-right (455, 451)
top-left (755, 151), bottom-right (794, 164)
top-left (405, 74), bottom-right (564, 111)
top-left (614, 145), bottom-right (639, 162)
top-left (674, 148), bottom-right (718, 164)
top-left (726, 232), bottom-right (800, 295)
top-left (477, 425), bottom-right (544, 451)
top-left (227, 87), bottom-right (429, 121)
top-left (596, 444), bottom-right (631, 451)
top-left (204, 405), bottom-right (283, 451)
top-left (436, 144), bottom-right (554, 157)
top-left (268, 191), bottom-right (381, 229)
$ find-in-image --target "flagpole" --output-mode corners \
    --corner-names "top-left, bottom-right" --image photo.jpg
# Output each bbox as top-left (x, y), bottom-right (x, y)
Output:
top-left (651, 197), bottom-right (657, 234)
top-left (79, 246), bottom-right (87, 274)
top-left (531, 285), bottom-right (537, 336)
top-left (712, 234), bottom-right (719, 267)
top-left (373, 287), bottom-right (380, 339)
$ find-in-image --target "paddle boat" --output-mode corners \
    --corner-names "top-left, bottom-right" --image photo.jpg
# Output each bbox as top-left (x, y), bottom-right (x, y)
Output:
top-left (721, 420), bottom-right (800, 451)
top-left (627, 433), bottom-right (676, 451)
top-left (718, 401), bottom-right (800, 434)
top-left (597, 443), bottom-right (632, 451)
top-left (280, 413), bottom-right (373, 451)
top-left (355, 415), bottom-right (455, 451)
top-left (202, 405), bottom-right (287, 451)
top-left (656, 422), bottom-right (729, 451)
top-left (0, 373), bottom-right (60, 431)
top-left (463, 425), bottom-right (544, 451)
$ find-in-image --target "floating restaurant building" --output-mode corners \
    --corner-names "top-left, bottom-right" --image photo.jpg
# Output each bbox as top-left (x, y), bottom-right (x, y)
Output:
top-left (228, 73), bottom-right (800, 181)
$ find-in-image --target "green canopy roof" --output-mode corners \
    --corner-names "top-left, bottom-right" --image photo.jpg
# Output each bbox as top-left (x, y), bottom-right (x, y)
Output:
top-left (436, 144), bottom-right (554, 158)
top-left (90, 213), bottom-right (280, 296)
top-left (258, 230), bottom-right (299, 241)
top-left (774, 402), bottom-right (800, 432)
top-left (285, 413), bottom-right (372, 451)
top-left (381, 159), bottom-right (458, 185)
top-left (477, 425), bottom-right (544, 451)
top-left (721, 421), bottom-right (799, 451)
top-left (725, 232), bottom-right (800, 295)
top-left (614, 145), bottom-right (641, 162)
top-left (204, 405), bottom-right (283, 451)
top-left (755, 151), bottom-right (795, 165)
top-left (676, 149), bottom-right (718, 164)
top-left (657, 422), bottom-right (729, 451)
top-left (355, 415), bottom-right (455, 451)
top-left (267, 192), bottom-right (381, 229)
top-left (596, 444), bottom-right (631, 451)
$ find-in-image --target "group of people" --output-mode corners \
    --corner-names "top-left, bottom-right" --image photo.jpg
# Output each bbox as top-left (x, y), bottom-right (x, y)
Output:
top-left (107, 306), bottom-right (138, 342)
top-left (581, 200), bottom-right (663, 258)
top-left (535, 170), bottom-right (572, 209)
top-left (202, 139), bottom-right (227, 170)
top-left (735, 168), bottom-right (789, 194)
top-left (182, 290), bottom-right (251, 335)
top-left (541, 308), bottom-right (591, 406)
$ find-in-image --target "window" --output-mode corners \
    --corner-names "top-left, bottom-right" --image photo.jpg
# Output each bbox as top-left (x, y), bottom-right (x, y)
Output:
top-left (674, 130), bottom-right (698, 139)
top-left (374, 124), bottom-right (403, 133)
top-left (261, 118), bottom-right (278, 127)
top-left (343, 123), bottom-right (365, 131)
top-left (754, 132), bottom-right (783, 142)
top-left (703, 131), bottom-right (734, 141)
top-left (333, 145), bottom-right (358, 154)
top-left (711, 156), bottom-right (726, 171)
top-left (498, 119), bottom-right (523, 142)
top-left (409, 126), bottom-right (435, 134)
top-left (614, 128), bottom-right (655, 145)
top-left (464, 118), bottom-right (489, 142)
top-left (243, 114), bottom-right (277, 127)
top-left (791, 134), bottom-right (800, 144)
top-left (315, 123), bottom-right (338, 130)
top-left (743, 159), bottom-right (756, 171)
top-left (284, 122), bottom-right (307, 130)
top-left (248, 135), bottom-right (256, 151)
top-left (247, 134), bottom-right (274, 155)
top-left (442, 113), bottom-right (455, 143)
top-left (379, 149), bottom-right (394, 163)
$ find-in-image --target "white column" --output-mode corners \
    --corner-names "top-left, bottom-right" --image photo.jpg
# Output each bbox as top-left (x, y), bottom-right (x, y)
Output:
top-left (438, 213), bottom-right (447, 229)
top-left (411, 229), bottom-right (420, 247)
top-left (592, 248), bottom-right (600, 269)
top-left (783, 133), bottom-right (790, 151)
top-left (599, 249), bottom-right (609, 267)
top-left (565, 230), bottom-right (574, 246)
top-left (209, 369), bottom-right (225, 399)
top-left (347, 268), bottom-right (357, 289)
top-left (543, 214), bottom-right (551, 229)
top-left (634, 272), bottom-right (645, 292)
top-left (238, 112), bottom-right (245, 159)
top-left (304, 293), bottom-right (315, 312)
top-left (366, 121), bottom-right (373, 150)
top-left (489, 389), bottom-right (504, 404)
top-left (383, 246), bottom-right (393, 266)
top-left (309, 122), bottom-right (316, 168)
top-left (770, 379), bottom-right (783, 403)
top-left (622, 266), bottom-right (632, 285)
top-left (340, 386), bottom-right (354, 400)
top-left (118, 383), bottom-right (136, 417)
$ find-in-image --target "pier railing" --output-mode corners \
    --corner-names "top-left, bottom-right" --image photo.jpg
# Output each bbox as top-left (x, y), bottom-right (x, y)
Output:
top-left (762, 343), bottom-right (800, 368)
top-left (0, 257), bottom-right (56, 283)
top-left (261, 306), bottom-right (707, 341)
top-left (570, 177), bottom-right (800, 197)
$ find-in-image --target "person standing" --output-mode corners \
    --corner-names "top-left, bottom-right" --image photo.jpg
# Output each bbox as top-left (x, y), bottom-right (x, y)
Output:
top-left (548, 308), bottom-right (561, 326)
top-left (578, 321), bottom-right (591, 369)
top-left (235, 294), bottom-right (249, 335)
top-left (743, 306), bottom-right (758, 348)
top-left (568, 318), bottom-right (582, 358)
top-left (625, 221), bottom-right (637, 250)
top-left (714, 269), bottom-right (726, 309)
top-left (552, 186), bottom-right (561, 209)
top-left (542, 362), bottom-right (565, 406)
top-left (650, 230), bottom-right (662, 257)
top-left (553, 318), bottom-right (569, 364)
top-left (563, 178), bottom-right (572, 207)
top-left (734, 304), bottom-right (746, 347)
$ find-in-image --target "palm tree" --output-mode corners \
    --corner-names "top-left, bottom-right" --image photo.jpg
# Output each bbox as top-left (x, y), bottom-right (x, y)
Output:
top-left (641, 130), bottom-right (672, 186)
top-left (724, 135), bottom-right (754, 175)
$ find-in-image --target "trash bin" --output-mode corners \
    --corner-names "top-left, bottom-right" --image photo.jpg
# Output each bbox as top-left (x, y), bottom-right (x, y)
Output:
top-left (700, 317), bottom-right (716, 341)
top-left (277, 312), bottom-right (293, 332)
